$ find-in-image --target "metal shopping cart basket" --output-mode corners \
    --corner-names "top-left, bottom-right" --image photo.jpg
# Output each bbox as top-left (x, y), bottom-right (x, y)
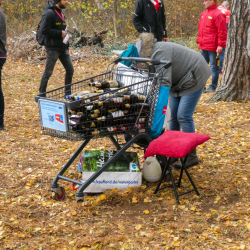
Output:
top-left (35, 57), bottom-right (171, 202)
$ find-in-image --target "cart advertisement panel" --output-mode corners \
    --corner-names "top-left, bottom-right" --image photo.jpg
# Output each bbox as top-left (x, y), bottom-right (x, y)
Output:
top-left (39, 100), bottom-right (68, 132)
top-left (81, 172), bottom-right (142, 193)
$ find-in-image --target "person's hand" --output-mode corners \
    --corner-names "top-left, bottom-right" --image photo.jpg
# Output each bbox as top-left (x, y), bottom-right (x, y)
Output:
top-left (62, 30), bottom-right (67, 38)
top-left (163, 37), bottom-right (168, 42)
top-left (217, 46), bottom-right (223, 54)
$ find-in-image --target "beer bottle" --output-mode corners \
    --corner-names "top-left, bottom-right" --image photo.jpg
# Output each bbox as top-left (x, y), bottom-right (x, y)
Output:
top-left (68, 120), bottom-right (81, 132)
top-left (81, 129), bottom-right (100, 137)
top-left (89, 79), bottom-right (121, 89)
top-left (69, 113), bottom-right (87, 123)
top-left (215, 53), bottom-right (220, 67)
top-left (82, 121), bottom-right (97, 128)
top-left (123, 94), bottom-right (146, 104)
top-left (92, 101), bottom-right (104, 108)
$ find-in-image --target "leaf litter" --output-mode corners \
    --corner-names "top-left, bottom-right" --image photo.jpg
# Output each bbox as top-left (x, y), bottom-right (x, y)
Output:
top-left (0, 55), bottom-right (250, 249)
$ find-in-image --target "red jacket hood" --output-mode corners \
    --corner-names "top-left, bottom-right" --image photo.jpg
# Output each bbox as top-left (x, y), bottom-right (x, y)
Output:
top-left (207, 4), bottom-right (217, 12)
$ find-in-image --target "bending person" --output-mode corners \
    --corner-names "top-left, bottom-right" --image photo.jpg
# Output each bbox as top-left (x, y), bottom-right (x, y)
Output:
top-left (136, 33), bottom-right (211, 169)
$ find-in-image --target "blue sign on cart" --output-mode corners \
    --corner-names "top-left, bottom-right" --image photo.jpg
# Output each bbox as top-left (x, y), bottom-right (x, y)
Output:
top-left (39, 100), bottom-right (68, 132)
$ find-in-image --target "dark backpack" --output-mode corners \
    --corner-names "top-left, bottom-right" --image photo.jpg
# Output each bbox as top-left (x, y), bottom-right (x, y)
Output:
top-left (36, 1), bottom-right (55, 46)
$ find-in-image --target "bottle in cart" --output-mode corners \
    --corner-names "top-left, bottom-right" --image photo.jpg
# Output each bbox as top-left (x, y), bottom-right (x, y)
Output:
top-left (215, 53), bottom-right (220, 67)
top-left (69, 113), bottom-right (87, 123)
top-left (123, 94), bottom-right (146, 104)
top-left (89, 79), bottom-right (121, 89)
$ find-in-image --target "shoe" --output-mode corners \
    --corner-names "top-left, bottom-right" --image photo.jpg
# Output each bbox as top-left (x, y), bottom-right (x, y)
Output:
top-left (0, 125), bottom-right (4, 130)
top-left (219, 70), bottom-right (223, 74)
top-left (173, 149), bottom-right (199, 170)
top-left (204, 88), bottom-right (215, 93)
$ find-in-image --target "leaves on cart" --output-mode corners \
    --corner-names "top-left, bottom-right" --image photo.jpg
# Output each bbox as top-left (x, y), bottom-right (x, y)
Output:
top-left (1, 58), bottom-right (250, 250)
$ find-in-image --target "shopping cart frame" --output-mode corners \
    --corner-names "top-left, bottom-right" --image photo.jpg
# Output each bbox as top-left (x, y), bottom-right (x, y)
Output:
top-left (35, 57), bottom-right (172, 202)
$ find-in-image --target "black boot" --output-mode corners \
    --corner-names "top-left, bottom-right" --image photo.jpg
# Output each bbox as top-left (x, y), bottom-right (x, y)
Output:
top-left (173, 149), bottom-right (199, 169)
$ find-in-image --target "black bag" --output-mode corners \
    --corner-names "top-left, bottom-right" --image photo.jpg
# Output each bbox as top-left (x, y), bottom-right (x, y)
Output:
top-left (36, 1), bottom-right (54, 46)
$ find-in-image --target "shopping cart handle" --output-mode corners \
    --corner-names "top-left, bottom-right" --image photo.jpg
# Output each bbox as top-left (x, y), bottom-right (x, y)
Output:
top-left (114, 57), bottom-right (171, 67)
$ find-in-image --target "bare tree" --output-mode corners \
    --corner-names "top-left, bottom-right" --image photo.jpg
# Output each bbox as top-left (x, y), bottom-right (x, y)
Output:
top-left (210, 0), bottom-right (250, 101)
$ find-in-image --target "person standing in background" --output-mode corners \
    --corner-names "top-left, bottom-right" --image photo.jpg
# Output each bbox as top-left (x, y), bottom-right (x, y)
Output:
top-left (39, 0), bottom-right (74, 97)
top-left (0, 2), bottom-right (7, 131)
top-left (197, 0), bottom-right (227, 93)
top-left (218, 1), bottom-right (231, 74)
top-left (133, 0), bottom-right (168, 42)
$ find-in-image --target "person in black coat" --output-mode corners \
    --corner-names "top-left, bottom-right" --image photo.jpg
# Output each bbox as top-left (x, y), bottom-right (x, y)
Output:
top-left (133, 0), bottom-right (168, 42)
top-left (39, 0), bottom-right (74, 96)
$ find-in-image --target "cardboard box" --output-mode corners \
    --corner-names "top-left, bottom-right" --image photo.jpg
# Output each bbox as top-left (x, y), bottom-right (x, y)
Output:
top-left (80, 150), bottom-right (141, 193)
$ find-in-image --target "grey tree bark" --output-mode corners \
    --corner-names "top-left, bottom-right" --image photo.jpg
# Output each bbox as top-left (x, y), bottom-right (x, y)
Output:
top-left (210, 0), bottom-right (250, 102)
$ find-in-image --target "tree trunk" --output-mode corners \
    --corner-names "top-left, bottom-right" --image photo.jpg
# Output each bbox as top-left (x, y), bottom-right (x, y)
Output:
top-left (209, 0), bottom-right (250, 102)
top-left (113, 0), bottom-right (118, 37)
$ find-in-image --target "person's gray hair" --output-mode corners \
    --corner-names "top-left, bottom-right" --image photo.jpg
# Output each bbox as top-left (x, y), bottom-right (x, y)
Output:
top-left (139, 33), bottom-right (155, 59)
top-left (222, 1), bottom-right (230, 7)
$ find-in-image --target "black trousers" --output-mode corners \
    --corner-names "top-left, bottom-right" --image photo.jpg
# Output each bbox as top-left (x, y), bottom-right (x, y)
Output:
top-left (0, 58), bottom-right (6, 126)
top-left (39, 49), bottom-right (74, 96)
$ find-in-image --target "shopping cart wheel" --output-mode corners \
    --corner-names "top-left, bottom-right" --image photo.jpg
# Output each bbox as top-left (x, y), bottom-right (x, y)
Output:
top-left (52, 187), bottom-right (66, 201)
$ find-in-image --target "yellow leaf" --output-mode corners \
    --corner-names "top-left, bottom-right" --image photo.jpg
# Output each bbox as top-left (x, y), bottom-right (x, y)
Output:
top-left (144, 198), bottom-right (151, 203)
top-left (99, 195), bottom-right (106, 200)
top-left (158, 197), bottom-right (164, 201)
top-left (118, 225), bottom-right (124, 230)
top-left (173, 242), bottom-right (180, 246)
top-left (71, 211), bottom-right (77, 216)
top-left (18, 233), bottom-right (25, 238)
top-left (246, 223), bottom-right (250, 230)
top-left (190, 207), bottom-right (196, 211)
top-left (88, 209), bottom-right (91, 213)
top-left (132, 197), bottom-right (138, 203)
top-left (30, 180), bottom-right (35, 186)
top-left (143, 210), bottom-right (150, 214)
top-left (135, 225), bottom-right (142, 230)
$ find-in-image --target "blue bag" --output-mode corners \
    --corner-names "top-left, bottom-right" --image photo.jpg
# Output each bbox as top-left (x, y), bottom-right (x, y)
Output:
top-left (149, 86), bottom-right (170, 138)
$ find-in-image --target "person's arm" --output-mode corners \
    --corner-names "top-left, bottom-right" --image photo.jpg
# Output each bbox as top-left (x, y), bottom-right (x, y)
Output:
top-left (152, 49), bottom-right (172, 88)
top-left (215, 13), bottom-right (227, 52)
top-left (42, 10), bottom-right (63, 38)
top-left (133, 0), bottom-right (147, 33)
top-left (161, 1), bottom-right (168, 41)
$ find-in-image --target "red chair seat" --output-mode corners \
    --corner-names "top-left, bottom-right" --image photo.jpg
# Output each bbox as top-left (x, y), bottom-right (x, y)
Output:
top-left (144, 130), bottom-right (210, 158)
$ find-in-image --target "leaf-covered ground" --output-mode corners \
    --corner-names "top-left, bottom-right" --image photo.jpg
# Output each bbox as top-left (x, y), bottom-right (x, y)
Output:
top-left (1, 50), bottom-right (250, 250)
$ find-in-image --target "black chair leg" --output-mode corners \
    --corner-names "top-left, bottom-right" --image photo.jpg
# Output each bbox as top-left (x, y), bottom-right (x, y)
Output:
top-left (177, 155), bottom-right (188, 187)
top-left (154, 156), bottom-right (171, 194)
top-left (168, 166), bottom-right (180, 204)
top-left (183, 166), bottom-right (200, 196)
top-left (154, 154), bottom-right (200, 203)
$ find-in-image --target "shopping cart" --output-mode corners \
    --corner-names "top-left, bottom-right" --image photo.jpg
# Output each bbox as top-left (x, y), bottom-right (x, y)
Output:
top-left (35, 57), bottom-right (171, 202)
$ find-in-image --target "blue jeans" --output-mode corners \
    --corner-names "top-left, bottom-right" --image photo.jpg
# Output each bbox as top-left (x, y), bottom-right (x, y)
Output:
top-left (0, 58), bottom-right (6, 126)
top-left (219, 47), bottom-right (225, 72)
top-left (40, 50), bottom-right (74, 96)
top-left (201, 50), bottom-right (219, 90)
top-left (168, 87), bottom-right (203, 133)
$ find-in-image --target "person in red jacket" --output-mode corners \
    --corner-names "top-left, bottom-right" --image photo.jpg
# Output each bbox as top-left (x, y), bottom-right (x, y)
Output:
top-left (197, 0), bottom-right (227, 93)
top-left (218, 1), bottom-right (231, 73)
